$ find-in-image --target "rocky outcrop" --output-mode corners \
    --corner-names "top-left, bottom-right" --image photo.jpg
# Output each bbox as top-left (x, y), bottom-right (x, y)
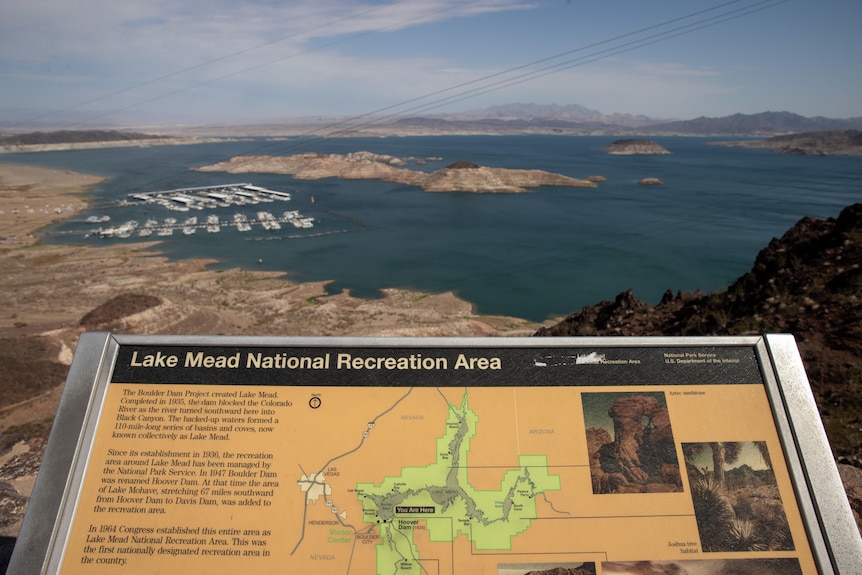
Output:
top-left (638, 177), bottom-right (663, 186)
top-left (196, 152), bottom-right (418, 182)
top-left (524, 565), bottom-right (596, 575)
top-left (195, 152), bottom-right (598, 193)
top-left (837, 464), bottom-right (862, 535)
top-left (588, 394), bottom-right (682, 494)
top-left (585, 427), bottom-right (612, 494)
top-left (602, 139), bottom-right (670, 155)
top-left (421, 165), bottom-right (596, 193)
top-left (537, 203), bottom-right (862, 469)
top-left (79, 293), bottom-right (163, 328)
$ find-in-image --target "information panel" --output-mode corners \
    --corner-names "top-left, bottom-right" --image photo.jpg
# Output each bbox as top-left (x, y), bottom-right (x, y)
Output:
top-left (9, 335), bottom-right (861, 574)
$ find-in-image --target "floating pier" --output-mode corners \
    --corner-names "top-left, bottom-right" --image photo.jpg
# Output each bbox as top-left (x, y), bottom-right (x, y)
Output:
top-left (125, 183), bottom-right (292, 212)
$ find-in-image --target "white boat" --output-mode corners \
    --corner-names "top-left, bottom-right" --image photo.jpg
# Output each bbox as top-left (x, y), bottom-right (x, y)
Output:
top-left (233, 213), bottom-right (251, 232)
top-left (206, 214), bottom-right (221, 233)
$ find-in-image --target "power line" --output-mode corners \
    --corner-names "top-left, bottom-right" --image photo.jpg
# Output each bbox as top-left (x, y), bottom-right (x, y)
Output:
top-left (14, 0), bottom-right (484, 131)
top-left (366, 0), bottom-right (791, 122)
top-left (185, 0), bottom-right (789, 171)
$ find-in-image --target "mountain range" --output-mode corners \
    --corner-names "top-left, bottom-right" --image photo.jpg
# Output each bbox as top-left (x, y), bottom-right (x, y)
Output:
top-left (4, 103), bottom-right (862, 138)
top-left (384, 104), bottom-right (862, 136)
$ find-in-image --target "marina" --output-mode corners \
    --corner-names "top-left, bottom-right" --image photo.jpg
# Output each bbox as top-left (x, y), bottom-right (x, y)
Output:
top-left (124, 182), bottom-right (292, 211)
top-left (89, 210), bottom-right (314, 238)
top-left (85, 183), bottom-right (314, 239)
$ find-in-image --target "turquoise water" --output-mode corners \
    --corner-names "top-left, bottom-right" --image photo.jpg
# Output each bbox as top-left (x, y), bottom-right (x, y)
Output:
top-left (8, 135), bottom-right (861, 321)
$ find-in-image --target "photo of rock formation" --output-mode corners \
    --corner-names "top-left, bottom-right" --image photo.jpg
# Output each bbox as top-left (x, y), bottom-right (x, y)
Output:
top-left (683, 441), bottom-right (794, 552)
top-left (497, 562), bottom-right (596, 575)
top-left (602, 558), bottom-right (802, 574)
top-left (582, 392), bottom-right (682, 494)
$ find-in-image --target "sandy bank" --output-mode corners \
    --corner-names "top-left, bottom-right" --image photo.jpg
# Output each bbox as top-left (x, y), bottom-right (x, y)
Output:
top-left (0, 162), bottom-right (545, 340)
top-left (0, 137), bottom-right (235, 154)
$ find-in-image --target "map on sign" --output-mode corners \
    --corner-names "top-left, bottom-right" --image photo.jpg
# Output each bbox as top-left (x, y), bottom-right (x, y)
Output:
top-left (359, 391), bottom-right (558, 570)
top-left (291, 387), bottom-right (572, 575)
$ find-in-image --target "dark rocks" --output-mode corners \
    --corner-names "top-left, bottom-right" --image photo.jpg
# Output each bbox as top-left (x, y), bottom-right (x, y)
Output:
top-left (587, 394), bottom-right (682, 494)
top-left (79, 293), bottom-right (163, 328)
top-left (445, 160), bottom-right (481, 169)
top-left (524, 564), bottom-right (596, 575)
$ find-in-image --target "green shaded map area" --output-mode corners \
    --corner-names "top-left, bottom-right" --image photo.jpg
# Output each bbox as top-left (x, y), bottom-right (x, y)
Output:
top-left (356, 391), bottom-right (560, 575)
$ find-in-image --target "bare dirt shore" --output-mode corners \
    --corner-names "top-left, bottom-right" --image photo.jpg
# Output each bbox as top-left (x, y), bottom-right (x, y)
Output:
top-left (0, 162), bottom-right (546, 339)
top-left (0, 161), bottom-right (547, 539)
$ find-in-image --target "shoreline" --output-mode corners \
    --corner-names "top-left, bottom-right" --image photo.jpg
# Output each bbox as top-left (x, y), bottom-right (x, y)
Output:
top-left (0, 137), bottom-right (237, 155)
top-left (0, 161), bottom-right (547, 339)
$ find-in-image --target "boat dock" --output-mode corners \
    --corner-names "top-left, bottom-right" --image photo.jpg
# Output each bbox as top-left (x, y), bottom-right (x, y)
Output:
top-left (125, 183), bottom-right (291, 212)
top-left (91, 210), bottom-right (314, 238)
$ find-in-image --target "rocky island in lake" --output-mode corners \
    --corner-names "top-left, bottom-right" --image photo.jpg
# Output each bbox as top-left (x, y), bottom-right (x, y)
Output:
top-left (194, 151), bottom-right (598, 193)
top-left (602, 138), bottom-right (671, 155)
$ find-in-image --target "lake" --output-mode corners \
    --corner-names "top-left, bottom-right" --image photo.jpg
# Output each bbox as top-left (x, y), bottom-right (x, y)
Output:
top-left (6, 135), bottom-right (860, 321)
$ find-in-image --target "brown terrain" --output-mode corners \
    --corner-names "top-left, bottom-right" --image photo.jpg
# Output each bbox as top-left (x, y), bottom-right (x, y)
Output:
top-left (0, 130), bottom-right (232, 154)
top-left (1, 160), bottom-right (860, 563)
top-left (601, 138), bottom-right (671, 155)
top-left (587, 394), bottom-right (682, 494)
top-left (717, 129), bottom-right (862, 156)
top-left (194, 152), bottom-right (598, 193)
top-left (524, 566), bottom-right (596, 575)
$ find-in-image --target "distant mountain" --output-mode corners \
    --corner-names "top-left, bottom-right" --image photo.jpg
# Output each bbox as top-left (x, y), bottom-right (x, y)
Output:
top-left (446, 102), bottom-right (664, 128)
top-left (725, 464), bottom-right (776, 490)
top-left (386, 116), bottom-right (630, 134)
top-left (645, 111), bottom-right (862, 135)
top-left (376, 106), bottom-right (862, 137)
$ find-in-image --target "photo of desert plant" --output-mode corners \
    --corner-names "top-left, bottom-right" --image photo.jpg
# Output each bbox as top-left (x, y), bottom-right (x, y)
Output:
top-left (683, 441), bottom-right (794, 552)
top-left (602, 558), bottom-right (802, 574)
top-left (582, 392), bottom-right (682, 494)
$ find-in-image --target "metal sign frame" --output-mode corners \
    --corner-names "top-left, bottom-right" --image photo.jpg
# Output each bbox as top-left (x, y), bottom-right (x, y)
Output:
top-left (8, 333), bottom-right (861, 574)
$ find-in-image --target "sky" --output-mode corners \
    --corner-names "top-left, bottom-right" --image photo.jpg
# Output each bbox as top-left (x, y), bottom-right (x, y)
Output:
top-left (1, 0), bottom-right (861, 128)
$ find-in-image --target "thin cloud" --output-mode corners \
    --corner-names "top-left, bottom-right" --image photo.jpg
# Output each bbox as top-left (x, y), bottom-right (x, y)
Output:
top-left (631, 61), bottom-right (721, 77)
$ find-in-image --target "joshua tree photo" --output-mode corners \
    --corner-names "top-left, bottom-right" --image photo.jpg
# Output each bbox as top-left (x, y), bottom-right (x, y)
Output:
top-left (683, 441), bottom-right (793, 552)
